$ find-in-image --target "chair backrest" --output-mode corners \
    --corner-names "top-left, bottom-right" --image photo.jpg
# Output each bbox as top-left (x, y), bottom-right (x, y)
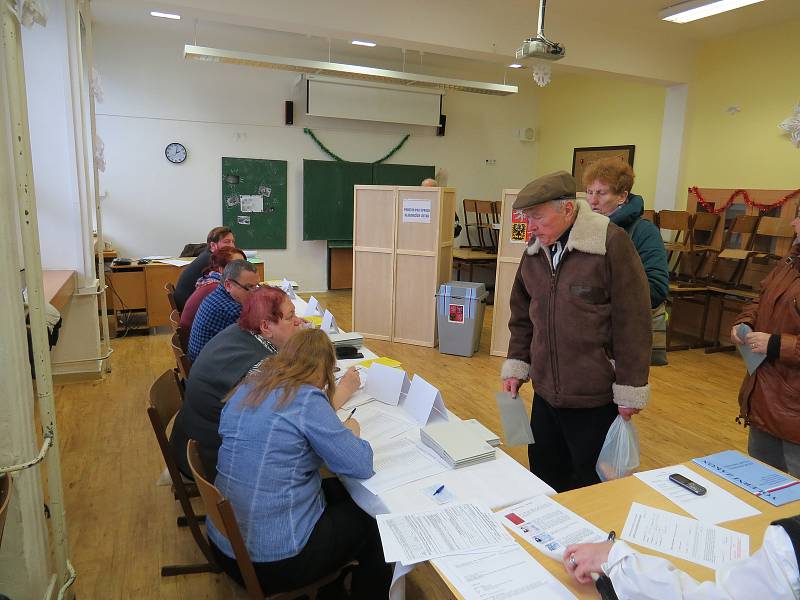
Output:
top-left (754, 215), bottom-right (795, 238)
top-left (658, 209), bottom-right (693, 232)
top-left (691, 211), bottom-right (720, 248)
top-left (0, 473), bottom-right (11, 547)
top-left (642, 210), bottom-right (657, 225)
top-left (169, 309), bottom-right (180, 332)
top-left (463, 199), bottom-right (499, 250)
top-left (187, 440), bottom-right (264, 600)
top-left (166, 282), bottom-right (179, 312)
top-left (171, 332), bottom-right (192, 380)
top-left (722, 214), bottom-right (760, 250)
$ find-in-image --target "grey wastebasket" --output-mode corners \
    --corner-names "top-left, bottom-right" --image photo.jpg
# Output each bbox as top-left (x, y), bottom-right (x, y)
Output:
top-left (436, 282), bottom-right (488, 357)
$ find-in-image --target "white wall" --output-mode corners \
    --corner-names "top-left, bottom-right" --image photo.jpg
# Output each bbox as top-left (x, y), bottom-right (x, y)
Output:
top-left (94, 21), bottom-right (540, 290)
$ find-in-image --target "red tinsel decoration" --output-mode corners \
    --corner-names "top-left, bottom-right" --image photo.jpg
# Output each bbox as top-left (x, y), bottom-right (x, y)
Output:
top-left (689, 186), bottom-right (800, 214)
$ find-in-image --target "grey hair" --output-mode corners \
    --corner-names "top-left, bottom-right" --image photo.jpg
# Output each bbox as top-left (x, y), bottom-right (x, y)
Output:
top-left (420, 178), bottom-right (438, 187)
top-left (552, 198), bottom-right (575, 213)
top-left (222, 259), bottom-right (257, 282)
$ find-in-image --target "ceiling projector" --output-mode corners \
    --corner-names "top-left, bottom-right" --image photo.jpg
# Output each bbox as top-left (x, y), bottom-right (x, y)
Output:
top-left (515, 36), bottom-right (566, 61)
top-left (515, 0), bottom-right (566, 62)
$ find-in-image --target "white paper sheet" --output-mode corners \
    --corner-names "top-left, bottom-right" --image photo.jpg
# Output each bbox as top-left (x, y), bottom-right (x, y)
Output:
top-left (141, 255), bottom-right (170, 260)
top-left (621, 502), bottom-right (750, 569)
top-left (500, 495), bottom-right (607, 560)
top-left (377, 503), bottom-right (516, 566)
top-left (402, 199), bottom-right (432, 223)
top-left (432, 545), bottom-right (577, 600)
top-left (240, 194), bottom-right (264, 212)
top-left (346, 403), bottom-right (416, 443)
top-left (635, 465), bottom-right (760, 524)
top-left (321, 309), bottom-right (339, 333)
top-left (365, 362), bottom-right (410, 406)
top-left (304, 295), bottom-right (322, 317)
top-left (155, 258), bottom-right (193, 267)
top-left (360, 437), bottom-right (448, 495)
top-left (400, 373), bottom-right (448, 425)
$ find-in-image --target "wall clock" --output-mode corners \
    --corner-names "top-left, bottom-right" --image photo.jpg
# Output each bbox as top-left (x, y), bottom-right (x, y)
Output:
top-left (165, 142), bottom-right (187, 164)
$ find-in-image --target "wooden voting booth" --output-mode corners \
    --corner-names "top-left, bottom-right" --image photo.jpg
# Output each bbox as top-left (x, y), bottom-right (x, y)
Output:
top-left (352, 185), bottom-right (455, 347)
top-left (490, 189), bottom-right (523, 357)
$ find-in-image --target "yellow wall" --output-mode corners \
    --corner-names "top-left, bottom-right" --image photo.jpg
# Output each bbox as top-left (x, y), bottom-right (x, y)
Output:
top-left (682, 19), bottom-right (800, 200)
top-left (534, 73), bottom-right (667, 206)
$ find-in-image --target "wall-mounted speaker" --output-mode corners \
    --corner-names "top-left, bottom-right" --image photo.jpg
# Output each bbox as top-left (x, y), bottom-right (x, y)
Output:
top-left (285, 101), bottom-right (294, 126)
top-left (437, 114), bottom-right (447, 137)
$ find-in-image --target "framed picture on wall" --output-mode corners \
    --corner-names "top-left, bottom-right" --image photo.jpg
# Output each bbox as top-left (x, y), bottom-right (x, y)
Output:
top-left (572, 145), bottom-right (635, 189)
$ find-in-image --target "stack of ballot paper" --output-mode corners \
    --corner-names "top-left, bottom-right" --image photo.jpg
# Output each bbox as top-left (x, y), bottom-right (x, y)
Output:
top-left (464, 419), bottom-right (501, 447)
top-left (328, 331), bottom-right (363, 349)
top-left (421, 421), bottom-right (496, 469)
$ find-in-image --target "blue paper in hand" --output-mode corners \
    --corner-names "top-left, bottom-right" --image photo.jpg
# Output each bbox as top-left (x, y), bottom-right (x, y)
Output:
top-left (735, 324), bottom-right (766, 375)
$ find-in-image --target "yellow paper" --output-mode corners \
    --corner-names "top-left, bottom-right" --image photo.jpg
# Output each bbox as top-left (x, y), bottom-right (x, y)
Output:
top-left (357, 356), bottom-right (402, 369)
top-left (305, 315), bottom-right (323, 328)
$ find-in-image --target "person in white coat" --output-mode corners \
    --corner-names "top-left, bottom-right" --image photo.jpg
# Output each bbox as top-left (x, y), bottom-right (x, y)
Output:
top-left (563, 516), bottom-right (800, 599)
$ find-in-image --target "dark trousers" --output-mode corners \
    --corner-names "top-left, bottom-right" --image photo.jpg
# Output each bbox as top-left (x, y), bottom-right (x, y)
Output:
top-left (528, 392), bottom-right (618, 493)
top-left (211, 478), bottom-right (392, 599)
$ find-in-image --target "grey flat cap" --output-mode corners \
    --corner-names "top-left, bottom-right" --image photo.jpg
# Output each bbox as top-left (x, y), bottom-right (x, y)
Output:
top-left (513, 170), bottom-right (577, 210)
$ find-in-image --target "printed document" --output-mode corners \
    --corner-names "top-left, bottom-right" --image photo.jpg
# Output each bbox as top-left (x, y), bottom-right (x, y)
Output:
top-left (500, 495), bottom-right (606, 560)
top-left (621, 502), bottom-right (749, 569)
top-left (635, 465), bottom-right (760, 524)
top-left (377, 503), bottom-right (516, 565)
top-left (360, 437), bottom-right (447, 495)
top-left (433, 545), bottom-right (577, 600)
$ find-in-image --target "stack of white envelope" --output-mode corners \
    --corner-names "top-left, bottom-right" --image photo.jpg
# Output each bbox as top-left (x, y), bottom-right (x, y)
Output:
top-left (421, 421), bottom-right (496, 469)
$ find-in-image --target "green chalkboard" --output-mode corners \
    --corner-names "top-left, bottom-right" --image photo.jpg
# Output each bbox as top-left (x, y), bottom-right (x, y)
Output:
top-left (303, 160), bottom-right (435, 241)
top-left (222, 157), bottom-right (287, 249)
top-left (303, 160), bottom-right (372, 241)
top-left (373, 163), bottom-right (435, 187)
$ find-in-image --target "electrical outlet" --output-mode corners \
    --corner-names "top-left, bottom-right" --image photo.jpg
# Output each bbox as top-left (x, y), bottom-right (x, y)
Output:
top-left (485, 159), bottom-right (497, 166)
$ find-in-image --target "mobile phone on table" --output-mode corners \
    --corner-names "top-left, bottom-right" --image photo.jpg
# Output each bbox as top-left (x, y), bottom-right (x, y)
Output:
top-left (669, 473), bottom-right (707, 496)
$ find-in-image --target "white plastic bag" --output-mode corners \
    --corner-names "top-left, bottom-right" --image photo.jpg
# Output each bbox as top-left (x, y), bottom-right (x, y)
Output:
top-left (595, 415), bottom-right (640, 481)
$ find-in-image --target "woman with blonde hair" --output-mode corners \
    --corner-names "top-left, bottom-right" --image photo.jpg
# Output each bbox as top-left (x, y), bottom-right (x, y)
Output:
top-left (207, 328), bottom-right (391, 598)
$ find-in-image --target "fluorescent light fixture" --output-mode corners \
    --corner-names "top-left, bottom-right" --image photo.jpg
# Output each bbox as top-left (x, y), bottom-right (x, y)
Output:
top-left (508, 63), bottom-right (524, 69)
top-left (659, 0), bottom-right (765, 23)
top-left (351, 40), bottom-right (377, 47)
top-left (184, 45), bottom-right (518, 96)
top-left (150, 11), bottom-right (181, 19)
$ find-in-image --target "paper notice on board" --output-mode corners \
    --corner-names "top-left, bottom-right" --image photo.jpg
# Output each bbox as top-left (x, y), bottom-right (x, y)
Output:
top-left (403, 199), bottom-right (432, 223)
top-left (237, 215), bottom-right (251, 225)
top-left (240, 195), bottom-right (264, 212)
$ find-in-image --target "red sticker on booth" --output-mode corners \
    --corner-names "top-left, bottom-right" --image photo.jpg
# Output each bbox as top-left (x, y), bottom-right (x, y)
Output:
top-left (448, 304), bottom-right (464, 324)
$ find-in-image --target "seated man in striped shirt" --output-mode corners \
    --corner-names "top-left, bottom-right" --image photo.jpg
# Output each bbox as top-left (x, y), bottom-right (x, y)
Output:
top-left (187, 260), bottom-right (258, 361)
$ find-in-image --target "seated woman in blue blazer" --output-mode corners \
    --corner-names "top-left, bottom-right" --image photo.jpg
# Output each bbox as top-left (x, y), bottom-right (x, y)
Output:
top-left (208, 328), bottom-right (391, 599)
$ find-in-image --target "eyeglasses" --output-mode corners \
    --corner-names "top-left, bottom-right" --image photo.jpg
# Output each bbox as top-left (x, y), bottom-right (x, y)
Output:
top-left (229, 279), bottom-right (259, 292)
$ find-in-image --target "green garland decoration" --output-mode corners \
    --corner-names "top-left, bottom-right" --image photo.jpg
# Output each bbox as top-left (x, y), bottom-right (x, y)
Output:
top-left (303, 128), bottom-right (410, 164)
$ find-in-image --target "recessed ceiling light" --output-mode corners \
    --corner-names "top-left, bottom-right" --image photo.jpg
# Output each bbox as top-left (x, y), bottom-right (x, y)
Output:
top-left (659, 0), bottom-right (765, 23)
top-left (351, 40), bottom-right (377, 47)
top-left (508, 64), bottom-right (524, 69)
top-left (150, 11), bottom-right (181, 20)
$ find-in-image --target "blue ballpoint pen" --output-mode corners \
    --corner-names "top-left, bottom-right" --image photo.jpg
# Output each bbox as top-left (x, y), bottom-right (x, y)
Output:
top-left (432, 484), bottom-right (445, 496)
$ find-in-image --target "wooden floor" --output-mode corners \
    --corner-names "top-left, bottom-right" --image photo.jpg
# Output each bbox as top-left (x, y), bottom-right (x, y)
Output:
top-left (53, 291), bottom-right (748, 599)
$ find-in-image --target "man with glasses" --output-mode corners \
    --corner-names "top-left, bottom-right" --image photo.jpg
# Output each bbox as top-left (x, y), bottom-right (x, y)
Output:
top-left (188, 260), bottom-right (259, 361)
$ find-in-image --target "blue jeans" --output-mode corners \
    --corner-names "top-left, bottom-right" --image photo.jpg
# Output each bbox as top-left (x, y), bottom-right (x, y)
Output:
top-left (748, 426), bottom-right (800, 478)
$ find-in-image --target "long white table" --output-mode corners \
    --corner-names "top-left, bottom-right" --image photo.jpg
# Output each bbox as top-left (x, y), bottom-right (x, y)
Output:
top-left (291, 293), bottom-right (555, 599)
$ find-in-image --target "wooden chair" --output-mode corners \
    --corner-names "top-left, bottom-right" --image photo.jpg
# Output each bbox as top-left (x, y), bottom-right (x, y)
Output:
top-left (0, 473), bottom-right (11, 547)
top-left (658, 210), bottom-right (694, 277)
top-left (166, 282), bottom-right (179, 313)
top-left (169, 309), bottom-right (180, 332)
top-left (187, 440), bottom-right (356, 600)
top-left (171, 332), bottom-right (192, 381)
top-left (682, 211), bottom-right (721, 280)
top-left (641, 210), bottom-right (657, 225)
top-left (147, 370), bottom-right (219, 577)
top-left (463, 199), bottom-right (499, 252)
top-left (705, 214), bottom-right (761, 288)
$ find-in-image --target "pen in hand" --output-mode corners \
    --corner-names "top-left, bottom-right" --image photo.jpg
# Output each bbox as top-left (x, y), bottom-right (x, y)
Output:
top-left (345, 407), bottom-right (357, 422)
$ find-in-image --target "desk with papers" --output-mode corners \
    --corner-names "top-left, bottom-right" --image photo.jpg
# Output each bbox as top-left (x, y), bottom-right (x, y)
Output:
top-left (289, 291), bottom-right (799, 600)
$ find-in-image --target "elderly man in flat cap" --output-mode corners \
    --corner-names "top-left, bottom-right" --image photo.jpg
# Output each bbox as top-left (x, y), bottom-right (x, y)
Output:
top-left (501, 170), bottom-right (651, 492)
